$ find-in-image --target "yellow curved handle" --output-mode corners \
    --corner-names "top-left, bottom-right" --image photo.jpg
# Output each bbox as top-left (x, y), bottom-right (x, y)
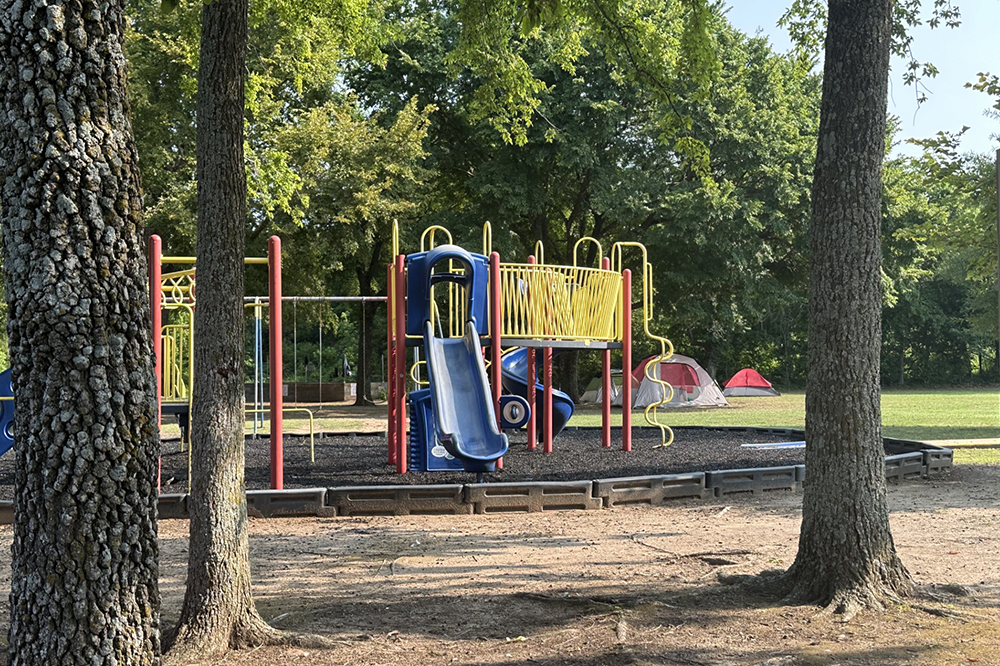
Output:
top-left (572, 237), bottom-right (603, 268)
top-left (420, 225), bottom-right (453, 252)
top-left (612, 241), bottom-right (674, 447)
top-left (410, 360), bottom-right (429, 387)
top-left (533, 240), bottom-right (545, 265)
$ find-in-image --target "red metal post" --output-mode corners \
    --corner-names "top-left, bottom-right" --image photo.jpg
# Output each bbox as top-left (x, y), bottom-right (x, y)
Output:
top-left (601, 256), bottom-right (611, 448)
top-left (489, 252), bottom-right (502, 426)
top-left (526, 257), bottom-right (537, 452)
top-left (489, 252), bottom-right (503, 469)
top-left (386, 263), bottom-right (397, 464)
top-left (149, 236), bottom-right (162, 491)
top-left (268, 236), bottom-right (284, 490)
top-left (622, 269), bottom-right (632, 452)
top-left (394, 255), bottom-right (408, 473)
top-left (543, 347), bottom-right (553, 454)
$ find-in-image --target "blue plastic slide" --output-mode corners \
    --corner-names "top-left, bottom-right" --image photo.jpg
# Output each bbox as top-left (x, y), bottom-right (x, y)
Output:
top-left (423, 321), bottom-right (509, 473)
top-left (499, 348), bottom-right (575, 439)
top-left (0, 369), bottom-right (12, 457)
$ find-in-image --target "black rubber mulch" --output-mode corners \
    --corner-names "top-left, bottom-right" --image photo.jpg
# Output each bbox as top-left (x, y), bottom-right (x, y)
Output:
top-left (155, 427), bottom-right (806, 494)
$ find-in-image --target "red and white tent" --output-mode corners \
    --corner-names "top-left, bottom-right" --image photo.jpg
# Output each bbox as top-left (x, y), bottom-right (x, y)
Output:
top-left (723, 368), bottom-right (781, 397)
top-left (612, 354), bottom-right (728, 408)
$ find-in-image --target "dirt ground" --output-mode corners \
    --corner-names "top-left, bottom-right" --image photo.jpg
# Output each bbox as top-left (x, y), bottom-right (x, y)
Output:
top-left (0, 465), bottom-right (998, 666)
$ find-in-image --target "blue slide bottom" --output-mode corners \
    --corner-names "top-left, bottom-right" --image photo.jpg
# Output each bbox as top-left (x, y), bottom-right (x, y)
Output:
top-left (423, 321), bottom-right (508, 473)
top-left (499, 348), bottom-right (574, 439)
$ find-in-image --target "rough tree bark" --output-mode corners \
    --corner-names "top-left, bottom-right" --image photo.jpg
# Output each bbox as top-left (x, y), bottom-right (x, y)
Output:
top-left (784, 0), bottom-right (912, 616)
top-left (353, 243), bottom-right (383, 407)
top-left (165, 0), bottom-right (275, 658)
top-left (166, 1), bottom-right (330, 660)
top-left (0, 0), bottom-right (161, 663)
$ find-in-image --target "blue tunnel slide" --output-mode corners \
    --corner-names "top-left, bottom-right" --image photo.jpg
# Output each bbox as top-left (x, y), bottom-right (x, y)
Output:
top-left (498, 348), bottom-right (574, 440)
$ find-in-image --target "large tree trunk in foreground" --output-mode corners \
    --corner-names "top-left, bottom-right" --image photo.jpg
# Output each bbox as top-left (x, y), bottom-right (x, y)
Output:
top-left (0, 0), bottom-right (161, 662)
top-left (786, 0), bottom-right (911, 615)
top-left (166, 0), bottom-right (275, 658)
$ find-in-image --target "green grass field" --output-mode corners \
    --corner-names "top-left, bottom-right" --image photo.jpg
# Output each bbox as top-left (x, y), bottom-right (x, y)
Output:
top-left (568, 388), bottom-right (1000, 443)
top-left (159, 388), bottom-right (1000, 465)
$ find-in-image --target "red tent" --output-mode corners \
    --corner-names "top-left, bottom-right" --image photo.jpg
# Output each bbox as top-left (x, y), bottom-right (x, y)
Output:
top-left (723, 368), bottom-right (781, 397)
top-left (618, 355), bottom-right (728, 408)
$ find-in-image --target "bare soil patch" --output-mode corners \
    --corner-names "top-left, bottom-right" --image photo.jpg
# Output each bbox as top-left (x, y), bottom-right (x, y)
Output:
top-left (0, 463), bottom-right (996, 666)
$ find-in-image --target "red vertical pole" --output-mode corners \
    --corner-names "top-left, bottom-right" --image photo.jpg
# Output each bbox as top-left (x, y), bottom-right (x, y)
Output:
top-left (268, 236), bottom-right (284, 490)
top-left (526, 257), bottom-right (536, 452)
top-left (622, 269), bottom-right (632, 452)
top-left (394, 255), bottom-right (408, 474)
top-left (543, 347), bottom-right (553, 454)
top-left (149, 236), bottom-right (162, 491)
top-left (489, 252), bottom-right (503, 469)
top-left (386, 263), bottom-right (396, 465)
top-left (601, 256), bottom-right (611, 448)
top-left (489, 253), bottom-right (502, 425)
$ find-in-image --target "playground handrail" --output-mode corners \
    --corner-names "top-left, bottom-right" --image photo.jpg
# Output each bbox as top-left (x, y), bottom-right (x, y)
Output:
top-left (611, 241), bottom-right (675, 448)
top-left (572, 237), bottom-right (603, 268)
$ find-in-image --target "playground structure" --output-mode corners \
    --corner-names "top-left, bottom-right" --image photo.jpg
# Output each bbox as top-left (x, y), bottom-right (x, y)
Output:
top-left (149, 236), bottom-right (387, 490)
top-left (386, 221), bottom-right (678, 475)
top-left (145, 221), bottom-right (679, 487)
top-left (149, 235), bottom-right (290, 489)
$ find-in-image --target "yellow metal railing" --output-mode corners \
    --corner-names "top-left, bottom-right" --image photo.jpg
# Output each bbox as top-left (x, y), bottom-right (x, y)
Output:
top-left (162, 324), bottom-right (191, 400)
top-left (498, 263), bottom-right (621, 342)
top-left (245, 408), bottom-right (316, 463)
top-left (161, 268), bottom-right (196, 305)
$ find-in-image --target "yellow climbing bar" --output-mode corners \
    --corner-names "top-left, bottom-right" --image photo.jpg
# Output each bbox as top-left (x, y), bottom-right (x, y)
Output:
top-left (420, 225), bottom-right (452, 251)
top-left (572, 237), bottom-right (603, 267)
top-left (612, 241), bottom-right (674, 448)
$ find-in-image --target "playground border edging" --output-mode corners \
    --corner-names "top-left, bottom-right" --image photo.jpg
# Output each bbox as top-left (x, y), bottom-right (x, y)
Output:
top-left (705, 465), bottom-right (801, 497)
top-left (465, 480), bottom-right (602, 514)
top-left (0, 427), bottom-right (956, 524)
top-left (593, 473), bottom-right (710, 507)
top-left (327, 484), bottom-right (471, 516)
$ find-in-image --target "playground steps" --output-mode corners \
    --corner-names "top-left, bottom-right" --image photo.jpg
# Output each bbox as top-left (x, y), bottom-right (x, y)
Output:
top-left (157, 494), bottom-right (188, 519)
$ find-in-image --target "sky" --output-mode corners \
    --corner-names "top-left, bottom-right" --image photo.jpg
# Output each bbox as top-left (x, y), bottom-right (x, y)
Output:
top-left (724, 1), bottom-right (1000, 158)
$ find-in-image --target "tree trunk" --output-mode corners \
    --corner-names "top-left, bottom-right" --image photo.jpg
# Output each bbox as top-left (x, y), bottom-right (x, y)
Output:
top-left (166, 0), bottom-right (276, 659)
top-left (557, 351), bottom-right (581, 402)
top-left (0, 0), bottom-right (161, 662)
top-left (898, 343), bottom-right (905, 386)
top-left (353, 252), bottom-right (381, 407)
top-left (786, 0), bottom-right (911, 616)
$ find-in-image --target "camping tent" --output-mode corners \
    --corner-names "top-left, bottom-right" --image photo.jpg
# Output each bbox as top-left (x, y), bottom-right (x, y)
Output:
top-left (613, 354), bottom-right (728, 408)
top-left (723, 368), bottom-right (781, 397)
top-left (581, 373), bottom-right (622, 404)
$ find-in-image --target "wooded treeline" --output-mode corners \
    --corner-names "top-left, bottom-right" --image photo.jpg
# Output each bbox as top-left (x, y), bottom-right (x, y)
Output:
top-left (128, 0), bottom-right (998, 394)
